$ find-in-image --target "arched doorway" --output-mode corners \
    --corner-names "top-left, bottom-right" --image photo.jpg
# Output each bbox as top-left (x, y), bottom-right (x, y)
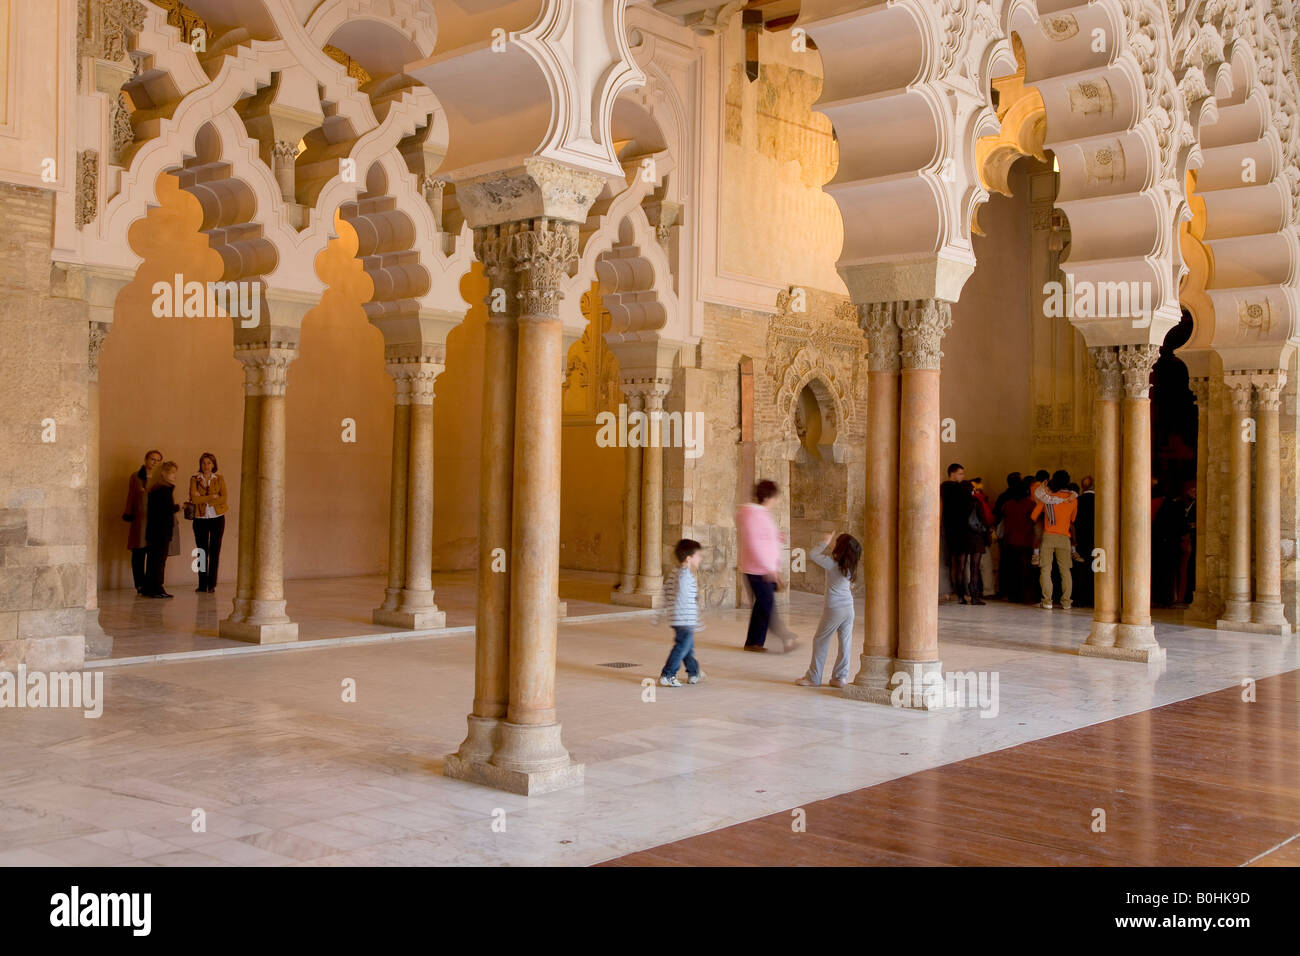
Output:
top-left (1151, 310), bottom-right (1197, 607)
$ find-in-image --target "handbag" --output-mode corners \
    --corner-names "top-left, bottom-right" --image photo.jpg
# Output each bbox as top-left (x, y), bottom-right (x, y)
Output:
top-left (183, 501), bottom-right (196, 521)
top-left (967, 507), bottom-right (987, 536)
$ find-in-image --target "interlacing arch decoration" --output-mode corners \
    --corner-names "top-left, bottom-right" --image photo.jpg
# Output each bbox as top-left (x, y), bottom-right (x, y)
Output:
top-left (62, 0), bottom-right (467, 316)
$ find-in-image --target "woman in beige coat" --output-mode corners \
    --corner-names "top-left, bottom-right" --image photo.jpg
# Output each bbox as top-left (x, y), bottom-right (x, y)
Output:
top-left (189, 453), bottom-right (228, 593)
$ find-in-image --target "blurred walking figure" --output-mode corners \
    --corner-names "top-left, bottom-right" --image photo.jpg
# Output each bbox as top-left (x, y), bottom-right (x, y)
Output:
top-left (736, 480), bottom-right (797, 653)
top-left (1032, 470), bottom-right (1077, 610)
top-left (143, 461), bottom-right (180, 599)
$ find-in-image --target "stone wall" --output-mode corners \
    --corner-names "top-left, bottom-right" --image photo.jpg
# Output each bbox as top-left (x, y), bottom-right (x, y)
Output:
top-left (0, 184), bottom-right (89, 670)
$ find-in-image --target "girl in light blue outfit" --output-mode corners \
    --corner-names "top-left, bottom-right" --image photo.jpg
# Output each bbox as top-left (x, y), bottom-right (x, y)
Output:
top-left (795, 532), bottom-right (862, 688)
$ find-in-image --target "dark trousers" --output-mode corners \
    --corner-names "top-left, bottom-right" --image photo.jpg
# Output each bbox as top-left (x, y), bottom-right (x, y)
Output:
top-left (662, 626), bottom-right (699, 678)
top-left (1000, 545), bottom-right (1032, 603)
top-left (948, 552), bottom-right (974, 598)
top-left (145, 539), bottom-right (169, 595)
top-left (744, 574), bottom-right (775, 648)
top-left (193, 515), bottom-right (225, 590)
top-left (131, 547), bottom-right (148, 591)
top-left (969, 548), bottom-right (985, 597)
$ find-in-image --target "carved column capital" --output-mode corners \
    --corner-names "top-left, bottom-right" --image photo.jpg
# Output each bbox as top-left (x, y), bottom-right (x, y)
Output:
top-left (859, 302), bottom-right (901, 373)
top-left (271, 140), bottom-right (299, 163)
top-left (895, 298), bottom-right (951, 371)
top-left (388, 359), bottom-right (443, 405)
top-left (1225, 371), bottom-right (1254, 412)
top-left (509, 219), bottom-right (579, 320)
top-left (623, 378), bottom-right (671, 408)
top-left (1090, 345), bottom-right (1123, 401)
top-left (235, 345), bottom-right (297, 396)
top-left (1189, 375), bottom-right (1210, 405)
top-left (88, 321), bottom-right (110, 383)
top-left (1252, 370), bottom-right (1287, 411)
top-left (1118, 344), bottom-right (1159, 399)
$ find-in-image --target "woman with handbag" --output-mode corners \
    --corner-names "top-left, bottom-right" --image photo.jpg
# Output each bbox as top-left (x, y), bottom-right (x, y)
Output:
top-left (143, 461), bottom-right (180, 598)
top-left (189, 453), bottom-right (228, 593)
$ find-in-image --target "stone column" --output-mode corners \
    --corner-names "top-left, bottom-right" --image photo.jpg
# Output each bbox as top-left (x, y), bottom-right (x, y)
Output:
top-left (844, 302), bottom-right (900, 703)
top-left (271, 141), bottom-right (298, 204)
top-left (1112, 344), bottom-right (1163, 661)
top-left (227, 357), bottom-right (263, 626)
top-left (83, 322), bottom-right (112, 659)
top-left (221, 347), bottom-right (299, 644)
top-left (1188, 376), bottom-right (1213, 620)
top-left (1217, 373), bottom-right (1255, 628)
top-left (449, 227), bottom-right (518, 772)
top-left (374, 373), bottom-right (411, 618)
top-left (610, 391), bottom-right (643, 604)
top-left (1250, 371), bottom-right (1290, 633)
top-left (491, 218), bottom-right (584, 792)
top-left (1082, 347), bottom-right (1122, 652)
top-left (635, 386), bottom-right (668, 606)
top-left (375, 360), bottom-right (446, 629)
top-left (892, 299), bottom-right (950, 706)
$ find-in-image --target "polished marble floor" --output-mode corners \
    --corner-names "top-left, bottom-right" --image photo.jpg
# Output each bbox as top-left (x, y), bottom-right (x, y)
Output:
top-left (2, 596), bottom-right (1296, 866)
top-left (97, 570), bottom-right (634, 663)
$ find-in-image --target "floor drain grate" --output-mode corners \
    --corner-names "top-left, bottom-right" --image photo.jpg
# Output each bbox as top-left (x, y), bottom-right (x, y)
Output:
top-left (598, 662), bottom-right (640, 669)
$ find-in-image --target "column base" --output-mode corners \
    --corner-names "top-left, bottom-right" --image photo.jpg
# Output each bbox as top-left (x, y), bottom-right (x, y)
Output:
top-left (450, 714), bottom-right (501, 764)
top-left (376, 587), bottom-right (402, 614)
top-left (1079, 623), bottom-right (1164, 663)
top-left (889, 659), bottom-right (947, 710)
top-left (609, 589), bottom-right (662, 608)
top-left (83, 609), bottom-right (113, 660)
top-left (1217, 618), bottom-right (1293, 636)
top-left (444, 720), bottom-right (584, 795)
top-left (1083, 620), bottom-right (1118, 648)
top-left (219, 618), bottom-right (299, 644)
top-left (1217, 598), bottom-right (1253, 627)
top-left (840, 654), bottom-right (894, 704)
top-left (444, 752), bottom-right (585, 795)
top-left (1250, 602), bottom-right (1291, 633)
top-left (373, 607), bottom-right (446, 629)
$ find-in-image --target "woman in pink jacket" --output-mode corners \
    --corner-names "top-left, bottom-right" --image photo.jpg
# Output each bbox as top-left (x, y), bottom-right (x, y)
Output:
top-left (736, 479), bottom-right (797, 653)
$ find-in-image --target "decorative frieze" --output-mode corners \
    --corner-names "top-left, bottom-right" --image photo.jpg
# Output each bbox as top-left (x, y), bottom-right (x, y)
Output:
top-left (75, 150), bottom-right (99, 229)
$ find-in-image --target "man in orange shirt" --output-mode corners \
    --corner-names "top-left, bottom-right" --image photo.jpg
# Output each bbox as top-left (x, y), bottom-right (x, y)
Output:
top-left (1031, 469), bottom-right (1078, 610)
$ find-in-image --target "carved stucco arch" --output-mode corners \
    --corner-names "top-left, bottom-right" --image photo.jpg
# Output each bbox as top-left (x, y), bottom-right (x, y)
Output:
top-left (71, 0), bottom-right (468, 321)
top-left (775, 352), bottom-right (852, 465)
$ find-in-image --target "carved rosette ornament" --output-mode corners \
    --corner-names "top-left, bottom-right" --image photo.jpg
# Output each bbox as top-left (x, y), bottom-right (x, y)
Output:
top-left (858, 302), bottom-right (901, 373)
top-left (74, 150), bottom-right (99, 229)
top-left (510, 219), bottom-right (578, 319)
top-left (1090, 346), bottom-right (1123, 401)
top-left (896, 299), bottom-right (952, 371)
top-left (1118, 344), bottom-right (1159, 399)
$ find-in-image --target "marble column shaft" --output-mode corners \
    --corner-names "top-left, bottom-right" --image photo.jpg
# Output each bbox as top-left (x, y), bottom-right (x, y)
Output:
top-left (399, 363), bottom-right (440, 612)
top-left (84, 322), bottom-right (111, 658)
top-left (1251, 372), bottom-right (1288, 631)
top-left (894, 299), bottom-right (950, 683)
top-left (377, 376), bottom-right (411, 614)
top-left (844, 302), bottom-right (900, 702)
top-left (1114, 345), bottom-right (1161, 657)
top-left (617, 391), bottom-right (643, 595)
top-left (1221, 373), bottom-right (1255, 624)
top-left (230, 358), bottom-right (263, 625)
top-left (1189, 377), bottom-right (1212, 619)
top-left (1085, 347), bottom-right (1121, 648)
top-left (636, 388), bottom-right (667, 600)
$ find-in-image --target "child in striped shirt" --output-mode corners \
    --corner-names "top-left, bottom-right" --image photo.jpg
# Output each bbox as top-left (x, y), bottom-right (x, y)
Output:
top-left (659, 539), bottom-right (704, 687)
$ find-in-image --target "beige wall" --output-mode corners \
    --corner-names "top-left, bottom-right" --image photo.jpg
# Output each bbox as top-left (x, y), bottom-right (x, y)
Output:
top-left (941, 182), bottom-right (1034, 498)
top-left (97, 176), bottom-right (491, 589)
